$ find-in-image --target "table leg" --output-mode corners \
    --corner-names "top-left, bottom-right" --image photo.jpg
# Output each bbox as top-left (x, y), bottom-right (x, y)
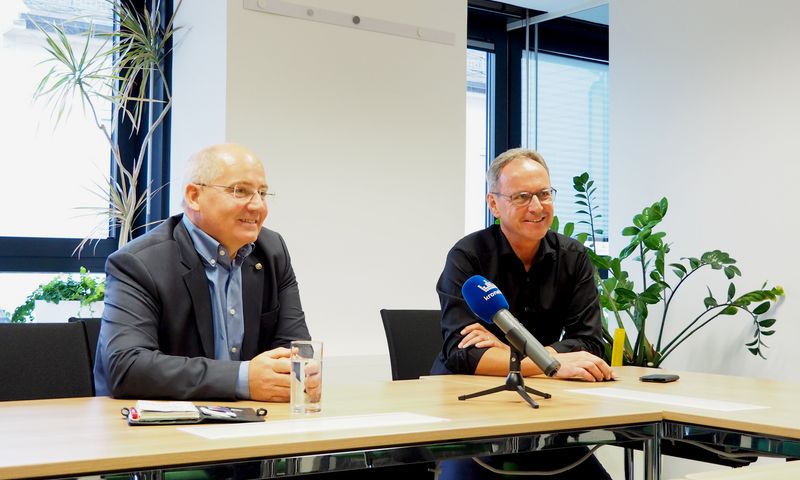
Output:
top-left (624, 447), bottom-right (635, 480)
top-left (644, 423), bottom-right (662, 480)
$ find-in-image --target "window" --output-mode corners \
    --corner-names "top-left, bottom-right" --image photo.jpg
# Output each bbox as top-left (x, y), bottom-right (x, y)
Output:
top-left (467, 1), bottom-right (609, 245)
top-left (0, 0), bottom-right (173, 321)
top-left (466, 47), bottom-right (494, 233)
top-left (523, 52), bottom-right (609, 242)
top-left (0, 0), bottom-right (113, 241)
top-left (0, 0), bottom-right (172, 272)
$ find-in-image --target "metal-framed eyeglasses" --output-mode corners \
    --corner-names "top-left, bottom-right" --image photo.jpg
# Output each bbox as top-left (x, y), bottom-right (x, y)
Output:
top-left (490, 187), bottom-right (556, 208)
top-left (196, 183), bottom-right (275, 203)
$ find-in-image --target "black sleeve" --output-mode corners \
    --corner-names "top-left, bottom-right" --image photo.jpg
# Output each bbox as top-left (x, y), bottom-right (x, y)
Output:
top-left (435, 247), bottom-right (491, 374)
top-left (548, 249), bottom-right (605, 357)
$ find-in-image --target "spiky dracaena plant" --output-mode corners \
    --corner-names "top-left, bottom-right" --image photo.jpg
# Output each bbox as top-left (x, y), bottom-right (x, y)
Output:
top-left (34, 0), bottom-right (181, 253)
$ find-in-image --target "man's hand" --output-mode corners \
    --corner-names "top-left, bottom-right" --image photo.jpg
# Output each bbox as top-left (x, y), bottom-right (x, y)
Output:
top-left (551, 351), bottom-right (614, 382)
top-left (301, 360), bottom-right (322, 402)
top-left (248, 347), bottom-right (292, 401)
top-left (459, 322), bottom-right (509, 351)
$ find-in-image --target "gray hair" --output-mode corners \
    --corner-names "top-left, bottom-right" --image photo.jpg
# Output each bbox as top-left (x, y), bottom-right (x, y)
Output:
top-left (486, 148), bottom-right (549, 191)
top-left (182, 146), bottom-right (226, 190)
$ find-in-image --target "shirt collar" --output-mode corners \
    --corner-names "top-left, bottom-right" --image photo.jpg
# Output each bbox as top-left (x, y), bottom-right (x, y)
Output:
top-left (493, 223), bottom-right (556, 266)
top-left (181, 215), bottom-right (255, 268)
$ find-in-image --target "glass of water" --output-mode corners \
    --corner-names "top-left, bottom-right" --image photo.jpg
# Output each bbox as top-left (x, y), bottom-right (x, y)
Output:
top-left (290, 340), bottom-right (323, 413)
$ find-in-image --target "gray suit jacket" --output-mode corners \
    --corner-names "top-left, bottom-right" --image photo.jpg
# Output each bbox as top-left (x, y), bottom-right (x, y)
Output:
top-left (94, 214), bottom-right (310, 399)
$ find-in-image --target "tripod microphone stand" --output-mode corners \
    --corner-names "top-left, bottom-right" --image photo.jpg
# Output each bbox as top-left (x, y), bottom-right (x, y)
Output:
top-left (457, 346), bottom-right (551, 409)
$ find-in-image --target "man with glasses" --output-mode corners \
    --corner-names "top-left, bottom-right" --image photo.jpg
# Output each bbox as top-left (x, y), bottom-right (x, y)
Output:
top-left (432, 148), bottom-right (613, 479)
top-left (95, 144), bottom-right (310, 401)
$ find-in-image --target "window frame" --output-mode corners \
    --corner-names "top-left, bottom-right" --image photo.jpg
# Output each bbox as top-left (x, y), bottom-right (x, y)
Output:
top-left (0, 0), bottom-right (173, 273)
top-left (467, 0), bottom-right (608, 229)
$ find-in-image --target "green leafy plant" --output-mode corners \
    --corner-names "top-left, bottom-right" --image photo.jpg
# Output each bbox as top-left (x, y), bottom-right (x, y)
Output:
top-left (11, 267), bottom-right (105, 323)
top-left (33, 0), bottom-right (181, 253)
top-left (554, 173), bottom-right (784, 367)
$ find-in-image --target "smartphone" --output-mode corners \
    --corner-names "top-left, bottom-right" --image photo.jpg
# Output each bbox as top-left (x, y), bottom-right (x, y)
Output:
top-left (639, 373), bottom-right (679, 383)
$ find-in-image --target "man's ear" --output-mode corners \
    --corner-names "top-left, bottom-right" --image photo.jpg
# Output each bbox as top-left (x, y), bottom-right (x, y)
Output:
top-left (185, 184), bottom-right (202, 211)
top-left (487, 193), bottom-right (500, 218)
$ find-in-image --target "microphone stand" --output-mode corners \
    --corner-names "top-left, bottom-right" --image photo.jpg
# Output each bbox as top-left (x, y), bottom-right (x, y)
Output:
top-left (458, 346), bottom-right (551, 409)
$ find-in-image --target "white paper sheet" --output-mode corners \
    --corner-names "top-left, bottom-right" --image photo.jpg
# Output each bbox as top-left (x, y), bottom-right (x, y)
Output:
top-left (178, 412), bottom-right (449, 440)
top-left (567, 387), bottom-right (767, 412)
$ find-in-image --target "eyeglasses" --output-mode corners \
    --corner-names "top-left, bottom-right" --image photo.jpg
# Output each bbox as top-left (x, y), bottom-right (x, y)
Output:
top-left (490, 188), bottom-right (556, 208)
top-left (197, 184), bottom-right (275, 203)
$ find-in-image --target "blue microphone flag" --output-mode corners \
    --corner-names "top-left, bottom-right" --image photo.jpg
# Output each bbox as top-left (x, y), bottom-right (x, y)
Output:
top-left (461, 275), bottom-right (509, 323)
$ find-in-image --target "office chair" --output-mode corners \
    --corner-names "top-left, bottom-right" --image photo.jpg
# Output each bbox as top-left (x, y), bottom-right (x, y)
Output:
top-left (380, 309), bottom-right (442, 381)
top-left (379, 309), bottom-right (442, 479)
top-left (68, 317), bottom-right (101, 369)
top-left (0, 322), bottom-right (94, 401)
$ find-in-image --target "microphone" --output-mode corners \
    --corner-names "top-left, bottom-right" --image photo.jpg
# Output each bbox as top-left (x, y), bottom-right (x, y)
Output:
top-left (461, 275), bottom-right (561, 377)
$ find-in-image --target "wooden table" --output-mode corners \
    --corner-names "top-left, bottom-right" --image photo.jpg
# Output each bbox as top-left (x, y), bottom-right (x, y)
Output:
top-left (0, 371), bottom-right (661, 479)
top-left (427, 366), bottom-right (800, 478)
top-left (2, 366), bottom-right (799, 479)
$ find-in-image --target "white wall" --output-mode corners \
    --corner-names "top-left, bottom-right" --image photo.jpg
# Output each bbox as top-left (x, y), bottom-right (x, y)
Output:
top-left (611, 1), bottom-right (800, 473)
top-left (169, 1), bottom-right (228, 212)
top-left (172, 1), bottom-right (466, 375)
top-left (611, 0), bottom-right (800, 379)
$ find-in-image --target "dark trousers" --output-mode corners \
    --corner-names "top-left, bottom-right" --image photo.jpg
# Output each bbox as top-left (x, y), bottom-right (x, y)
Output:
top-left (438, 447), bottom-right (612, 479)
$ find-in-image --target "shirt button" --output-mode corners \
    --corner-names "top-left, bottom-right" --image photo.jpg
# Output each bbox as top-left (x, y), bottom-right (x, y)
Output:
top-left (219, 249), bottom-right (226, 256)
top-left (229, 308), bottom-right (236, 315)
top-left (209, 259), bottom-right (216, 266)
top-left (231, 347), bottom-right (238, 354)
top-left (524, 307), bottom-right (531, 313)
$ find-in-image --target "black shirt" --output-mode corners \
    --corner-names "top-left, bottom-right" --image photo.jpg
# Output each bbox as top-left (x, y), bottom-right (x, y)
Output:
top-left (431, 224), bottom-right (605, 375)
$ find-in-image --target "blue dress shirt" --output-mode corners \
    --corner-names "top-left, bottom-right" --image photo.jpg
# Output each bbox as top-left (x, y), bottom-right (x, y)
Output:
top-left (182, 216), bottom-right (254, 398)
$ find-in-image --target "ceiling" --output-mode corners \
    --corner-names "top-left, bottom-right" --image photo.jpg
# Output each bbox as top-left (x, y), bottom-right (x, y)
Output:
top-left (499, 0), bottom-right (609, 25)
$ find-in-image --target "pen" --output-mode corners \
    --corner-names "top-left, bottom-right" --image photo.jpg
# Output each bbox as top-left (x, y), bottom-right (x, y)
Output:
top-left (200, 406), bottom-right (236, 418)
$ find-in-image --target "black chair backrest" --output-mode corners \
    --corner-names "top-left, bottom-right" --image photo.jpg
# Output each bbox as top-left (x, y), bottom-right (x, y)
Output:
top-left (68, 317), bottom-right (101, 370)
top-left (380, 309), bottom-right (442, 381)
top-left (0, 322), bottom-right (94, 401)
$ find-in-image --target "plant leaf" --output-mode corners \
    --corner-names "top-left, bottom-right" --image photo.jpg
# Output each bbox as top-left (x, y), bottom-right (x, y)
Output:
top-left (752, 302), bottom-right (770, 315)
top-left (758, 318), bottom-right (776, 328)
top-left (704, 294), bottom-right (717, 309)
top-left (619, 243), bottom-right (637, 260)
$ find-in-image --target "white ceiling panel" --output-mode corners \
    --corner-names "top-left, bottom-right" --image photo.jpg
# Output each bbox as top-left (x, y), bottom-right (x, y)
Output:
top-left (499, 0), bottom-right (608, 25)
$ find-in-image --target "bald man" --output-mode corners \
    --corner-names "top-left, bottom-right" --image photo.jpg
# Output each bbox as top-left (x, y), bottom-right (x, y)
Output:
top-left (94, 144), bottom-right (310, 400)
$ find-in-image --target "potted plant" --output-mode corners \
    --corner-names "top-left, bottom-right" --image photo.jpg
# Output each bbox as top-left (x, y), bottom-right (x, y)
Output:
top-left (11, 267), bottom-right (105, 323)
top-left (552, 173), bottom-right (784, 367)
top-left (33, 0), bottom-right (181, 253)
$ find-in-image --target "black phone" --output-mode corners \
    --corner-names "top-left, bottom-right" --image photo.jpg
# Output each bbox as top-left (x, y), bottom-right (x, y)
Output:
top-left (639, 374), bottom-right (679, 383)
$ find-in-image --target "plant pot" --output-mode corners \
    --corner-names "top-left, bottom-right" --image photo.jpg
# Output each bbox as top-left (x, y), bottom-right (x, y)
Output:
top-left (32, 300), bottom-right (104, 323)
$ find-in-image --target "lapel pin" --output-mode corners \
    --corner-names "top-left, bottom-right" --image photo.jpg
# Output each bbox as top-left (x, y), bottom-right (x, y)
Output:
top-left (255, 263), bottom-right (263, 270)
